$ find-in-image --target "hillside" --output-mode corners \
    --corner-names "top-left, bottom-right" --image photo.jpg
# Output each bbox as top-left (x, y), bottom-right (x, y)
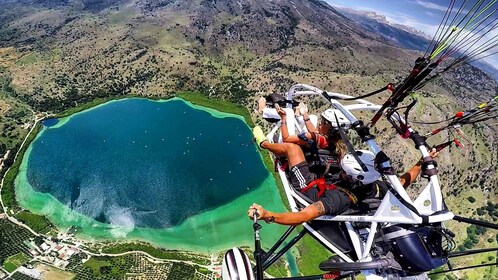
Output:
top-left (0, 0), bottom-right (497, 279)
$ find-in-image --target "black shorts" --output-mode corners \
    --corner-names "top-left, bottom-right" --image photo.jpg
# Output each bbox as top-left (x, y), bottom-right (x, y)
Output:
top-left (290, 161), bottom-right (351, 215)
top-left (303, 187), bottom-right (352, 215)
top-left (289, 161), bottom-right (317, 190)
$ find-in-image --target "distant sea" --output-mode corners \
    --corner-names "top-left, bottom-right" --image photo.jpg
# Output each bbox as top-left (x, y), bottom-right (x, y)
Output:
top-left (15, 98), bottom-right (286, 252)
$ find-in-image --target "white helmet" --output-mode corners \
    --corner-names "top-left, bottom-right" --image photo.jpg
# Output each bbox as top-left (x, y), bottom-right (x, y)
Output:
top-left (321, 109), bottom-right (351, 129)
top-left (341, 150), bottom-right (380, 185)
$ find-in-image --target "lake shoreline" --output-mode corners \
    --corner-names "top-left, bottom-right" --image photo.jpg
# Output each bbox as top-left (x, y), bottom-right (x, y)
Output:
top-left (13, 97), bottom-right (287, 254)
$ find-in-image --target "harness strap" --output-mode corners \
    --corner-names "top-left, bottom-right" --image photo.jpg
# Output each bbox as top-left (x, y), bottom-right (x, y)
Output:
top-left (336, 186), bottom-right (358, 204)
top-left (301, 178), bottom-right (358, 204)
top-left (300, 178), bottom-right (327, 195)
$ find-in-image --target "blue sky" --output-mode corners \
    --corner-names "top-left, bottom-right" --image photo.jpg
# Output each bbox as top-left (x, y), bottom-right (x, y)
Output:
top-left (324, 0), bottom-right (498, 67)
top-left (325, 0), bottom-right (450, 36)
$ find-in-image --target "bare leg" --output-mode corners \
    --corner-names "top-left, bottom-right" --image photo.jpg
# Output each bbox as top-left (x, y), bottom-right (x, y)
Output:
top-left (260, 142), bottom-right (306, 167)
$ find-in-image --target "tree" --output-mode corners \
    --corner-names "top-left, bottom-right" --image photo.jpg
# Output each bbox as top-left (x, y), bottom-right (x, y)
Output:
top-left (477, 208), bottom-right (485, 216)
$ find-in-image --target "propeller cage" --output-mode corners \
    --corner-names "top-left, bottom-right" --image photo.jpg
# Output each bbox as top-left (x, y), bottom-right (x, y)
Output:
top-left (376, 225), bottom-right (448, 275)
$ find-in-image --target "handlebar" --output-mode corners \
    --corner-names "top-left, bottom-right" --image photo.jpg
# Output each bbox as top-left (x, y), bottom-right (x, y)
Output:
top-left (253, 211), bottom-right (259, 223)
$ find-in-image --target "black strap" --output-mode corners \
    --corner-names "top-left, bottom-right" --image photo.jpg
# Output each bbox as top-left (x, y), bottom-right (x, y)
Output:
top-left (433, 141), bottom-right (454, 152)
top-left (383, 178), bottom-right (425, 221)
top-left (370, 57), bottom-right (430, 126)
top-left (330, 84), bottom-right (390, 101)
top-left (374, 151), bottom-right (395, 175)
top-left (333, 112), bottom-right (368, 172)
top-left (422, 216), bottom-right (430, 224)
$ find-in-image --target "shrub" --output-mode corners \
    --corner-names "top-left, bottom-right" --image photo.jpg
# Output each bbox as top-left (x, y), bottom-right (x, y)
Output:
top-left (477, 208), bottom-right (485, 216)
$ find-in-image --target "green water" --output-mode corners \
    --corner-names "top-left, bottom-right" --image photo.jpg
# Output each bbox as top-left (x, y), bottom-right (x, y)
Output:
top-left (15, 98), bottom-right (287, 253)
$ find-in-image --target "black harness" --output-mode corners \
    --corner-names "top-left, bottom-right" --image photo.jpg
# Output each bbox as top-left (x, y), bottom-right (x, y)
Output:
top-left (298, 132), bottom-right (340, 177)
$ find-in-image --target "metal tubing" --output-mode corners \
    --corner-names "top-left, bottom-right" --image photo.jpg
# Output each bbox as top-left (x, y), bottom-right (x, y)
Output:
top-left (345, 222), bottom-right (363, 261)
top-left (453, 215), bottom-right (498, 229)
top-left (254, 215), bottom-right (264, 280)
top-left (448, 247), bottom-right (498, 258)
top-left (361, 222), bottom-right (378, 260)
top-left (262, 229), bottom-right (308, 271)
top-left (428, 262), bottom-right (498, 275)
top-left (262, 226), bottom-right (297, 263)
top-left (270, 272), bottom-right (358, 280)
top-left (270, 275), bottom-right (331, 280)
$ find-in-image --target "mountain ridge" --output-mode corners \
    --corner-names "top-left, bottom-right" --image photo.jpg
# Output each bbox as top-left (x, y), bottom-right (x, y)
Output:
top-left (333, 5), bottom-right (498, 80)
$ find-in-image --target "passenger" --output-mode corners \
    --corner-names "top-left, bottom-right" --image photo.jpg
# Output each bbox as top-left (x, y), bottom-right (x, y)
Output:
top-left (248, 132), bottom-right (438, 225)
top-left (275, 105), bottom-right (347, 177)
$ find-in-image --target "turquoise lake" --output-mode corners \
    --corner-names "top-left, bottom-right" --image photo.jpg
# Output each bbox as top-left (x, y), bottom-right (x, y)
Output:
top-left (16, 98), bottom-right (286, 251)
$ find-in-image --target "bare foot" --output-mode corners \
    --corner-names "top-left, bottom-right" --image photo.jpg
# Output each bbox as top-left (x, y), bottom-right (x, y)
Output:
top-left (258, 97), bottom-right (266, 114)
top-left (298, 102), bottom-right (308, 115)
top-left (294, 107), bottom-right (301, 116)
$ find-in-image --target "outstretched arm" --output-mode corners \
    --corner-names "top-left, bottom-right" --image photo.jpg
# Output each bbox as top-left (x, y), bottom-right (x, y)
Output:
top-left (399, 160), bottom-right (423, 188)
top-left (298, 102), bottom-right (317, 133)
top-left (278, 107), bottom-right (291, 141)
top-left (278, 107), bottom-right (311, 145)
top-left (248, 202), bottom-right (325, 226)
top-left (399, 149), bottom-right (439, 188)
top-left (303, 113), bottom-right (318, 133)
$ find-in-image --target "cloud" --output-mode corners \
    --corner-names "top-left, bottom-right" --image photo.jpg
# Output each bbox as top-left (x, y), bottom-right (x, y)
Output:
top-left (437, 24), bottom-right (498, 69)
top-left (386, 12), bottom-right (439, 37)
top-left (413, 0), bottom-right (449, 12)
top-left (425, 11), bottom-right (438, 17)
top-left (413, 0), bottom-right (472, 14)
top-left (484, 57), bottom-right (498, 70)
top-left (328, 2), bottom-right (381, 13)
top-left (469, 28), bottom-right (498, 64)
top-left (326, 2), bottom-right (345, 8)
top-left (329, 1), bottom-right (440, 38)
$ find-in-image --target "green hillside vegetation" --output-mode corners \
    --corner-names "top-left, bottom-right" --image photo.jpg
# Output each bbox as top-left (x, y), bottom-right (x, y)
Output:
top-left (0, 219), bottom-right (35, 266)
top-left (0, 75), bottom-right (33, 151)
top-left (100, 242), bottom-right (209, 265)
top-left (176, 91), bottom-right (254, 125)
top-left (2, 252), bottom-right (30, 273)
top-left (1, 123), bottom-right (42, 212)
top-left (15, 211), bottom-right (52, 234)
top-left (64, 252), bottom-right (209, 280)
top-left (84, 257), bottom-right (131, 278)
